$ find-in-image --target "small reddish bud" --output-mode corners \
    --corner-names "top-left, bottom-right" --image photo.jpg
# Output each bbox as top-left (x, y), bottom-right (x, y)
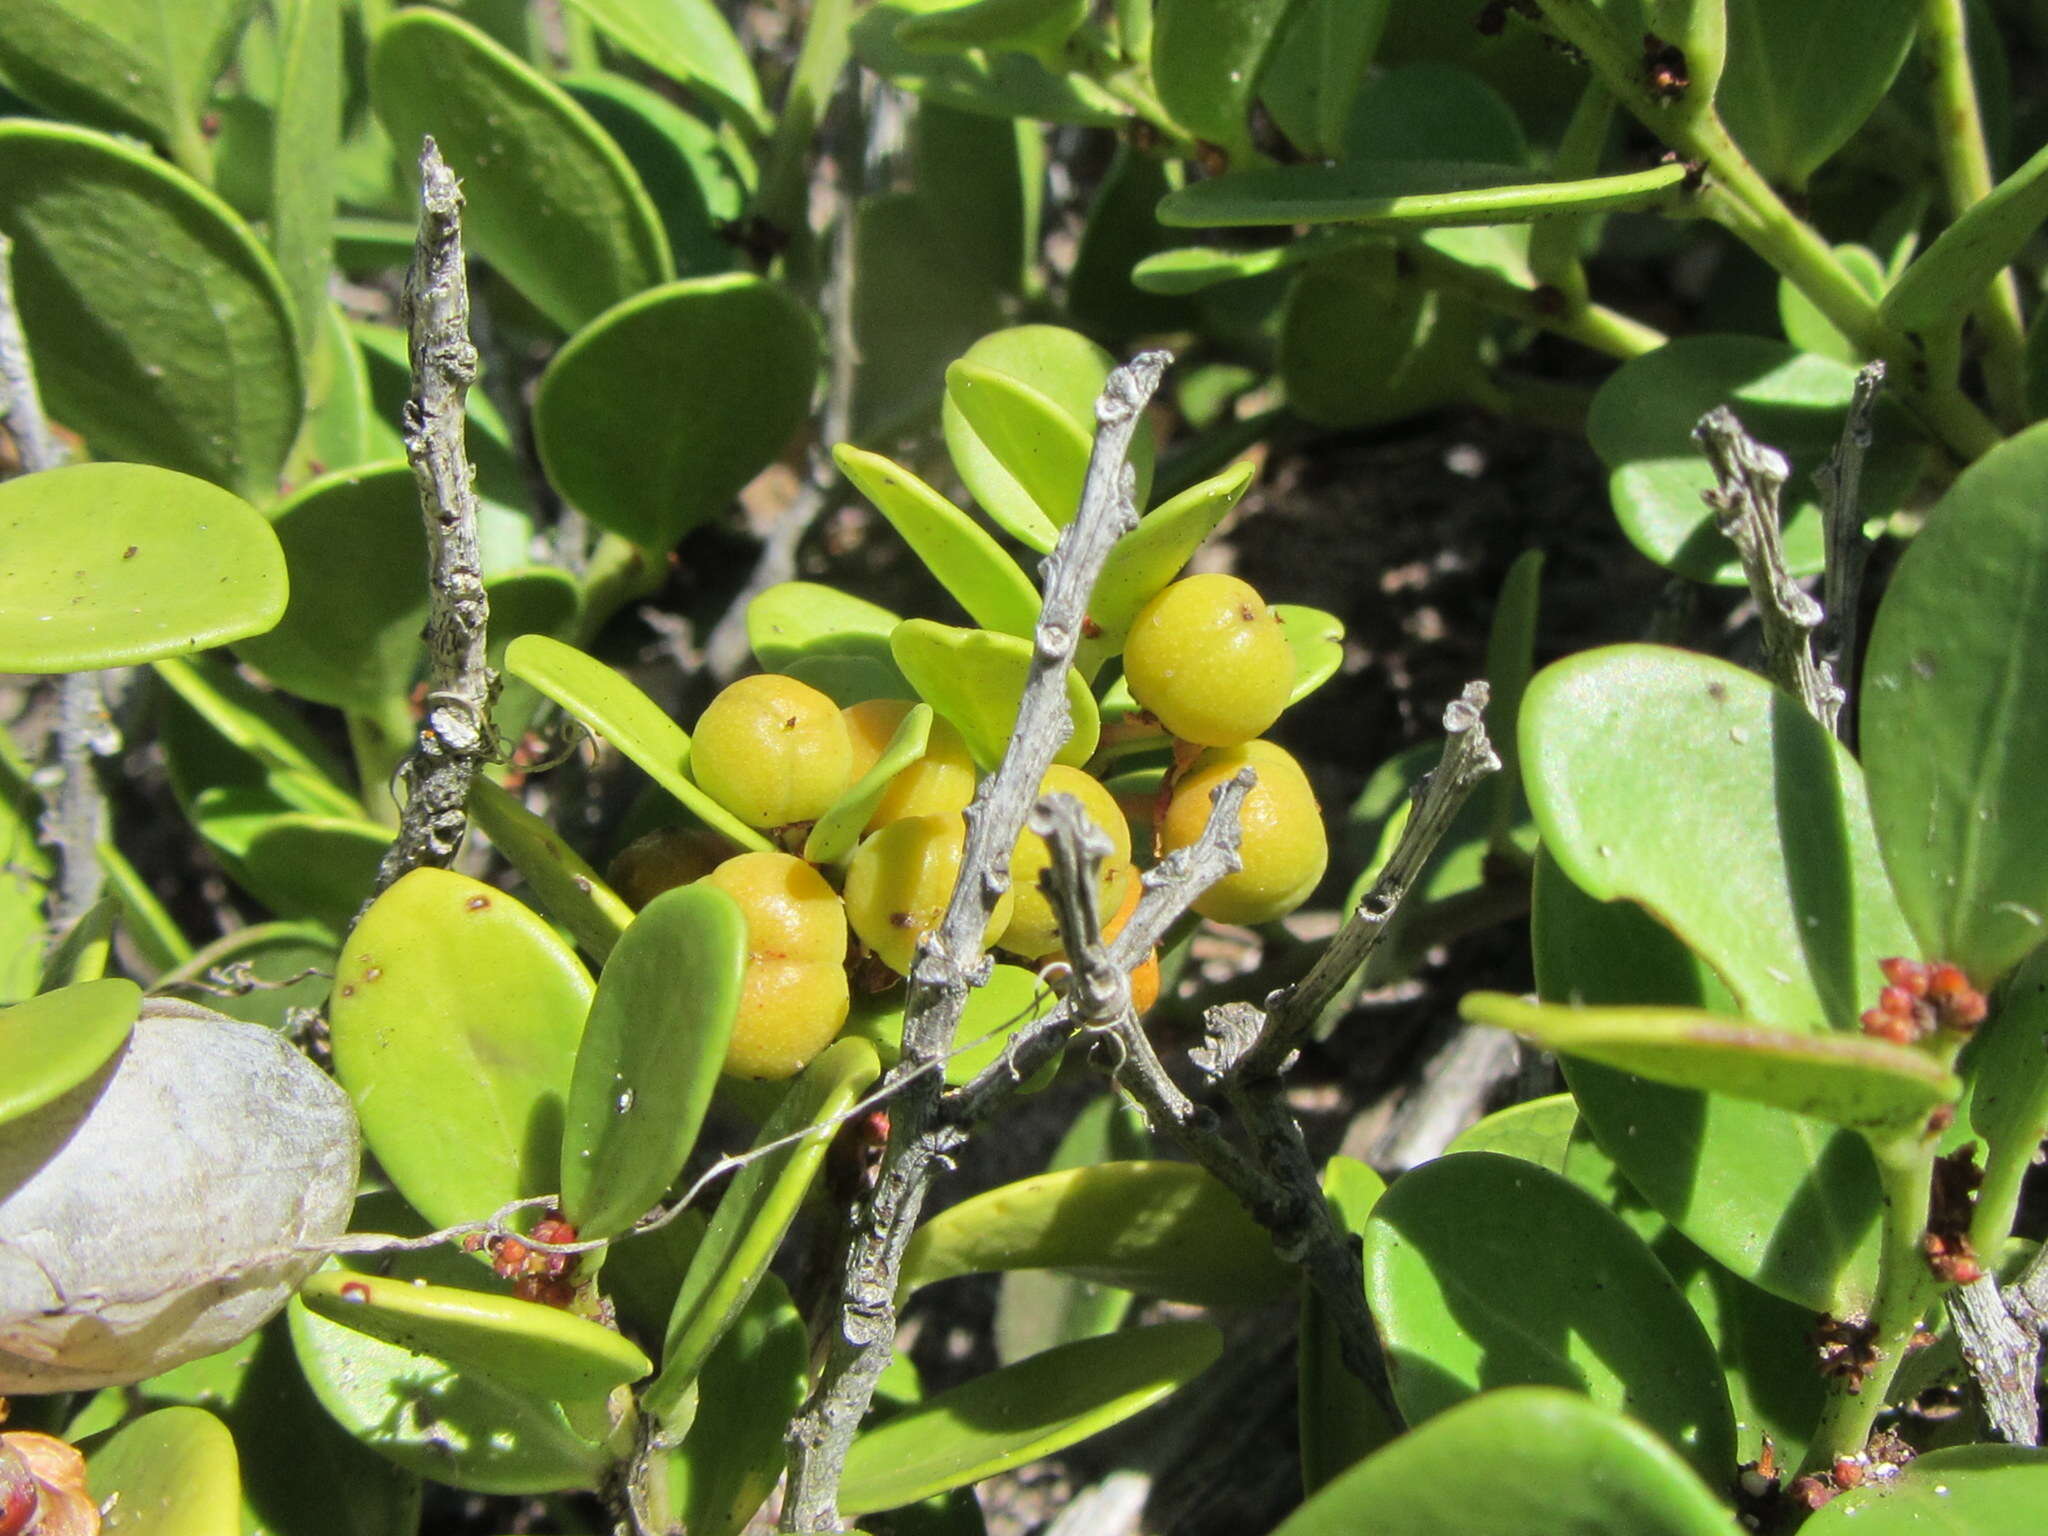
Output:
top-left (1881, 957), bottom-right (1927, 995)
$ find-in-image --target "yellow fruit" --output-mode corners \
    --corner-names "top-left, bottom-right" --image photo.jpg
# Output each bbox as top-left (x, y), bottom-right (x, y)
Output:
top-left (697, 851), bottom-right (850, 1079)
top-left (999, 765), bottom-right (1133, 959)
top-left (1161, 740), bottom-right (1326, 926)
top-left (1123, 574), bottom-right (1295, 747)
top-left (690, 674), bottom-right (853, 830)
top-left (841, 699), bottom-right (979, 830)
top-left (606, 825), bottom-right (736, 910)
top-left (843, 814), bottom-right (1015, 976)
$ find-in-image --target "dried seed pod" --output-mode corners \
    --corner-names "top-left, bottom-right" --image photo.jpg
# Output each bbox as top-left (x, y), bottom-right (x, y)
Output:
top-left (0, 998), bottom-right (359, 1391)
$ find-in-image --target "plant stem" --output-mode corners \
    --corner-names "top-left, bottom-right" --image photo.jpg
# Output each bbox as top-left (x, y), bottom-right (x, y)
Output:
top-left (1920, 0), bottom-right (2029, 425)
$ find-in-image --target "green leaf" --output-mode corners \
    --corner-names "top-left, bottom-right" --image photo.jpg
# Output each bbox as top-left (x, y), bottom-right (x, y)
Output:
top-left (1151, 0), bottom-right (1295, 163)
top-left (1534, 847), bottom-right (1885, 1316)
top-left (1465, 994), bottom-right (1958, 1133)
top-left (1718, 0), bottom-right (1917, 188)
top-left (370, 7), bottom-right (673, 334)
top-left (845, 963), bottom-right (1058, 1085)
top-left (890, 619), bottom-right (1098, 770)
top-left (900, 1161), bottom-right (1294, 1305)
top-left (97, 836), bottom-right (192, 976)
top-left (1443, 1091), bottom-right (1577, 1169)
top-left (0, 978), bottom-right (138, 1130)
top-left (1258, 0), bottom-right (1392, 160)
top-left (0, 121), bottom-right (303, 497)
top-left (806, 704), bottom-right (935, 867)
top-left (533, 275), bottom-right (816, 549)
top-left (149, 920), bottom-right (335, 1033)
top-left (153, 654), bottom-right (358, 820)
top-left (220, 812), bottom-right (387, 937)
top-left (1158, 160), bottom-right (1689, 229)
top-left (1805, 1445), bottom-right (2048, 1533)
top-left (1272, 1388), bottom-right (1742, 1536)
top-left (1299, 1154), bottom-right (1396, 1493)
top-left (298, 1269), bottom-right (650, 1401)
top-left (1970, 944), bottom-right (2048, 1186)
top-left (1523, 644), bottom-right (1916, 1032)
top-left (230, 461), bottom-right (422, 711)
top-left (839, 1323), bottom-right (1221, 1515)
top-left (1777, 243), bottom-right (1886, 364)
top-left (747, 583), bottom-right (911, 704)
top-left (835, 445), bottom-right (1042, 638)
top-left (1342, 60), bottom-right (1527, 165)
top-left (894, 0), bottom-right (1088, 64)
top-left (1882, 136), bottom-right (2048, 340)
top-left (0, 464), bottom-right (287, 672)
top-left (288, 303), bottom-right (379, 484)
top-left (849, 0), bottom-right (1126, 126)
top-left (467, 777), bottom-right (634, 963)
top-left (1587, 336), bottom-right (1922, 584)
top-left (665, 1273), bottom-right (807, 1536)
top-left (505, 634), bottom-right (772, 852)
top-left (653, 1038), bottom-right (881, 1404)
top-left (1067, 147), bottom-right (1201, 343)
top-left (559, 0), bottom-right (766, 132)
top-left (561, 72), bottom-right (747, 278)
top-left (0, 738), bottom-right (51, 1006)
top-left (331, 868), bottom-right (593, 1229)
top-left (1863, 420), bottom-right (2048, 984)
top-left (1364, 1152), bottom-right (1735, 1483)
top-left (1279, 255), bottom-right (1485, 428)
top-left (941, 327), bottom-right (1155, 553)
top-left (914, 103), bottom-right (1044, 299)
top-left (560, 885), bottom-right (745, 1241)
top-left (0, 0), bottom-right (250, 174)
top-left (1275, 603), bottom-right (1345, 705)
top-left (87, 1406), bottom-right (242, 1536)
top-left (266, 0), bottom-right (342, 347)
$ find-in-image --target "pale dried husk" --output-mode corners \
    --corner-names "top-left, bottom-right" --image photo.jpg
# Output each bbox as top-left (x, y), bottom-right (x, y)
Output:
top-left (0, 999), bottom-right (359, 1391)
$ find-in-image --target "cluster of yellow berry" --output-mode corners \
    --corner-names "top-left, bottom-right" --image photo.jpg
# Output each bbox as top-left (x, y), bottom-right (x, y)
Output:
top-left (608, 572), bottom-right (1327, 1082)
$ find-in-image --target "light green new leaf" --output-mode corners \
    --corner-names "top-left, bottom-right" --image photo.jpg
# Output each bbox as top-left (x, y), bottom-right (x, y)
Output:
top-left (0, 978), bottom-right (138, 1130)
top-left (835, 445), bottom-right (1042, 637)
top-left (944, 362), bottom-right (1090, 551)
top-left (1464, 994), bottom-right (1958, 1133)
top-left (1273, 1388), bottom-right (1741, 1536)
top-left (1718, 0), bottom-right (1918, 188)
top-left (331, 868), bottom-right (592, 1229)
top-left (559, 885), bottom-right (746, 1241)
top-left (1364, 1152), bottom-right (1734, 1483)
top-left (1806, 1446), bottom-right (2048, 1533)
top-left (900, 1161), bottom-right (1294, 1305)
top-left (1882, 137), bottom-right (2048, 339)
top-left (750, 582), bottom-right (901, 670)
top-left (1275, 604), bottom-right (1345, 704)
top-left (505, 634), bottom-right (771, 852)
top-left (0, 121), bottom-right (303, 498)
top-left (1443, 1091), bottom-right (1577, 1170)
top-left (895, 0), bottom-right (1088, 67)
top-left (299, 1270), bottom-right (650, 1402)
top-left (561, 0), bottom-right (765, 131)
top-left (87, 1406), bottom-right (242, 1536)
top-left (806, 704), bottom-right (934, 867)
top-left (0, 464), bottom-right (286, 672)
top-left (1157, 161), bottom-right (1690, 229)
top-left (1863, 421), bottom-right (2048, 984)
top-left (839, 1323), bottom-right (1220, 1515)
top-left (371, 8), bottom-right (672, 334)
top-left (891, 619), bottom-right (1097, 770)
top-left (534, 276), bottom-right (816, 550)
top-left (467, 778), bottom-right (633, 962)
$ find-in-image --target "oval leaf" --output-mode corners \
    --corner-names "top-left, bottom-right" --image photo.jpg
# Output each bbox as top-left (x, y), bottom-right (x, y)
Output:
top-left (370, 8), bottom-right (672, 334)
top-left (1882, 137), bottom-right (2048, 338)
top-left (560, 0), bottom-right (765, 130)
top-left (839, 1322), bottom-right (1221, 1515)
top-left (0, 121), bottom-right (303, 498)
top-left (1151, 0), bottom-right (1295, 163)
top-left (534, 275), bottom-right (816, 549)
top-left (849, 0), bottom-right (1126, 126)
top-left (560, 885), bottom-right (746, 1241)
top-left (806, 704), bottom-right (935, 867)
top-left (890, 619), bottom-right (1097, 770)
top-left (749, 581), bottom-right (902, 672)
top-left (1806, 1445), bottom-right (2048, 1533)
top-left (1442, 1091), bottom-right (1577, 1170)
top-left (0, 978), bottom-right (138, 1130)
top-left (1719, 0), bottom-right (1917, 187)
top-left (87, 1406), bottom-right (242, 1536)
top-left (331, 868), bottom-right (593, 1229)
top-left (665, 1272), bottom-right (807, 1536)
top-left (845, 962), bottom-right (1058, 1087)
top-left (944, 362), bottom-right (1094, 552)
top-left (1075, 459), bottom-right (1253, 676)
top-left (466, 777), bottom-right (634, 962)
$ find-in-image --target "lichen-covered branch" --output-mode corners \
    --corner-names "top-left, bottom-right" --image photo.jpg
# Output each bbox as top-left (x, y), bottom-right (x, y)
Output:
top-left (782, 351), bottom-right (1171, 1533)
top-left (1814, 362), bottom-right (1884, 738)
top-left (369, 138), bottom-right (495, 900)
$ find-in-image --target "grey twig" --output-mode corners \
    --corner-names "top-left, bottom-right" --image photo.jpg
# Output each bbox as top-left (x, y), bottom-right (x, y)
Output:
top-left (1693, 407), bottom-right (1840, 729)
top-left (1369, 1023), bottom-right (1524, 1172)
top-left (782, 351), bottom-right (1171, 1534)
top-left (1814, 361), bottom-right (1883, 736)
top-left (1949, 1274), bottom-right (2041, 1446)
top-left (370, 139), bottom-right (495, 900)
top-left (0, 235), bottom-right (62, 472)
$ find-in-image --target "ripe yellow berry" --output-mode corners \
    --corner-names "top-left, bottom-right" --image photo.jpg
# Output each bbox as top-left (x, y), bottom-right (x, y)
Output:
top-left (1000, 765), bottom-right (1133, 959)
top-left (697, 851), bottom-right (850, 1080)
top-left (1122, 574), bottom-right (1295, 748)
top-left (691, 674), bottom-right (853, 830)
top-left (841, 699), bottom-right (978, 830)
top-left (843, 814), bottom-right (1015, 976)
top-left (1161, 740), bottom-right (1326, 926)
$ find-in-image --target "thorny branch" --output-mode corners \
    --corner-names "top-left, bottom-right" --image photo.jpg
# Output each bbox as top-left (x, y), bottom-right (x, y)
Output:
top-left (370, 139), bottom-right (496, 901)
top-left (781, 351), bottom-right (1170, 1533)
top-left (1694, 406), bottom-right (1841, 730)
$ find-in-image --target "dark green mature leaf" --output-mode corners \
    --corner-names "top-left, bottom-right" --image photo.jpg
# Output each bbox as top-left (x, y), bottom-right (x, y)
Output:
top-left (1863, 421), bottom-right (2048, 984)
top-left (1259, 0), bottom-right (1391, 159)
top-left (149, 920), bottom-right (334, 1033)
top-left (900, 1161), bottom-right (1294, 1305)
top-left (331, 869), bottom-right (592, 1229)
top-left (0, 0), bottom-right (249, 173)
top-left (1718, 0), bottom-right (1918, 187)
top-left (0, 737), bottom-right (50, 1006)
top-left (1523, 645), bottom-right (1915, 1033)
top-left (371, 7), bottom-right (672, 334)
top-left (666, 1273), bottom-right (807, 1536)
top-left (1808, 1447), bottom-right (2048, 1531)
top-left (266, 0), bottom-right (341, 347)
top-left (914, 102), bottom-right (1043, 298)
top-left (1588, 337), bottom-right (1921, 584)
top-left (0, 978), bottom-right (137, 1130)
top-left (0, 121), bottom-right (303, 498)
top-left (1152, 0), bottom-right (1294, 163)
top-left (1443, 1091), bottom-right (1576, 1169)
top-left (849, 0), bottom-right (1125, 126)
top-left (839, 1323), bottom-right (1221, 1515)
top-left (1882, 136), bottom-right (2048, 339)
top-left (1272, 1388), bottom-right (1742, 1536)
top-left (87, 1406), bottom-right (243, 1536)
top-left (1970, 945), bottom-right (2048, 1187)
top-left (0, 464), bottom-right (287, 671)
top-left (1158, 161), bottom-right (1689, 229)
top-left (1364, 1152), bottom-right (1735, 1482)
top-left (1067, 147), bottom-right (1200, 343)
top-left (560, 0), bottom-right (765, 131)
top-left (1778, 244), bottom-right (1887, 364)
top-left (562, 72), bottom-right (746, 278)
top-left (559, 885), bottom-right (745, 1241)
top-left (533, 275), bottom-right (815, 550)
top-left (1279, 255), bottom-right (1484, 428)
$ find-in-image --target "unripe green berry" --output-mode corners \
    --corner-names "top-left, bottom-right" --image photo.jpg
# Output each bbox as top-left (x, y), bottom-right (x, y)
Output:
top-left (691, 674), bottom-right (853, 830)
top-left (843, 814), bottom-right (1015, 976)
top-left (1122, 574), bottom-right (1294, 747)
top-left (1000, 765), bottom-right (1133, 959)
top-left (697, 851), bottom-right (850, 1080)
top-left (1161, 740), bottom-right (1326, 926)
top-left (607, 825), bottom-right (736, 910)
